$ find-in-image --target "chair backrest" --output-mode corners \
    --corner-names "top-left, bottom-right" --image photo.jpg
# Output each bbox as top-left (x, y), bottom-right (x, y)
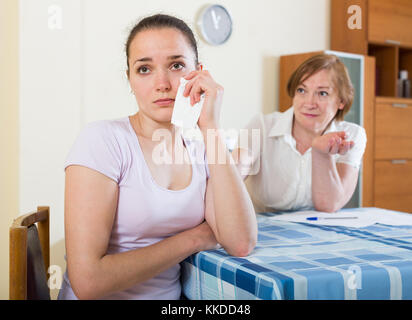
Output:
top-left (9, 206), bottom-right (50, 300)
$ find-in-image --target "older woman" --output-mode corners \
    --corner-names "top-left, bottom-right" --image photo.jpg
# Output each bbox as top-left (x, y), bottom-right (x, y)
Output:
top-left (233, 54), bottom-right (367, 213)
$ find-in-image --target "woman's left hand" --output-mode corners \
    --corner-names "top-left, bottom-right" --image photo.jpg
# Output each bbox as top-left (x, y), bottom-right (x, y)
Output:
top-left (183, 70), bottom-right (224, 130)
top-left (312, 131), bottom-right (354, 156)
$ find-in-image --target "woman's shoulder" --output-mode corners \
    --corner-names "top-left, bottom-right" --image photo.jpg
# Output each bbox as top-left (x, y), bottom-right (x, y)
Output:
top-left (82, 117), bottom-right (131, 138)
top-left (70, 116), bottom-right (134, 162)
top-left (245, 110), bottom-right (286, 131)
top-left (66, 117), bottom-right (132, 182)
top-left (75, 117), bottom-right (137, 153)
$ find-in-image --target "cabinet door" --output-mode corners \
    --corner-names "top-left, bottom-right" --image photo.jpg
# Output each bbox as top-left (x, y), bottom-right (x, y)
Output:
top-left (368, 0), bottom-right (412, 46)
top-left (374, 160), bottom-right (412, 213)
top-left (375, 100), bottom-right (412, 159)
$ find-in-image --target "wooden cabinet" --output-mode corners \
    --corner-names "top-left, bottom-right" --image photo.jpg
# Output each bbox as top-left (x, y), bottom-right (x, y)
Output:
top-left (332, 0), bottom-right (412, 52)
top-left (375, 160), bottom-right (412, 213)
top-left (375, 98), bottom-right (412, 159)
top-left (373, 97), bottom-right (412, 213)
top-left (332, 0), bottom-right (412, 98)
top-left (368, 0), bottom-right (412, 47)
top-left (331, 0), bottom-right (412, 213)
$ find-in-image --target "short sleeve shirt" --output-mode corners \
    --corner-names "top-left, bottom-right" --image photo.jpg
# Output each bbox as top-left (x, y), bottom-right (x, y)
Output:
top-left (58, 117), bottom-right (209, 300)
top-left (242, 107), bottom-right (367, 213)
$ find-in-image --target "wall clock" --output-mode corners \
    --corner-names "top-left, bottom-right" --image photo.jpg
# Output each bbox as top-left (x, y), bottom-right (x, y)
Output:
top-left (197, 4), bottom-right (233, 45)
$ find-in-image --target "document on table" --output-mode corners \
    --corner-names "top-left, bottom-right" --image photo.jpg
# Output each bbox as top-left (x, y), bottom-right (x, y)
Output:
top-left (269, 207), bottom-right (412, 228)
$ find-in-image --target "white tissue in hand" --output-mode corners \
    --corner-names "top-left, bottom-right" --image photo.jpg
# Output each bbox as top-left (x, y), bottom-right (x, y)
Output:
top-left (171, 77), bottom-right (205, 129)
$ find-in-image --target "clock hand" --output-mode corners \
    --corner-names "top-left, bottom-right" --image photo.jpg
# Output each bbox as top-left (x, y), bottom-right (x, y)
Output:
top-left (211, 9), bottom-right (221, 29)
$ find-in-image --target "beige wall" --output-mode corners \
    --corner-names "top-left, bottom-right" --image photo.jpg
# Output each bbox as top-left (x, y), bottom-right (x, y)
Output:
top-left (0, 0), bottom-right (19, 300)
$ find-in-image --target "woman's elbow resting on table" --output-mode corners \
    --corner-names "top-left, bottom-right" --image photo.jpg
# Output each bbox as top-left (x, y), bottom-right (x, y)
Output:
top-left (221, 228), bottom-right (257, 257)
top-left (313, 197), bottom-right (344, 213)
top-left (224, 240), bottom-right (256, 257)
top-left (68, 265), bottom-right (104, 300)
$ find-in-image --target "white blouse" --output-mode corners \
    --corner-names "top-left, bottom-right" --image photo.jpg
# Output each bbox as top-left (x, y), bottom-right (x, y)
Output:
top-left (241, 107), bottom-right (367, 213)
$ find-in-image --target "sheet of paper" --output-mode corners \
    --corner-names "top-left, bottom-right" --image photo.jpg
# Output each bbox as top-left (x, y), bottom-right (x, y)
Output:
top-left (171, 77), bottom-right (205, 129)
top-left (366, 207), bottom-right (412, 226)
top-left (268, 208), bottom-right (412, 228)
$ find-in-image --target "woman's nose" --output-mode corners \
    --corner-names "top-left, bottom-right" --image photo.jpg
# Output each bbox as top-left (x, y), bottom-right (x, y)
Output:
top-left (155, 71), bottom-right (171, 92)
top-left (304, 91), bottom-right (318, 106)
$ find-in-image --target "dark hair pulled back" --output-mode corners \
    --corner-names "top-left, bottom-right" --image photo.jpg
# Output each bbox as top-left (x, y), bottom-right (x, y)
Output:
top-left (125, 14), bottom-right (199, 77)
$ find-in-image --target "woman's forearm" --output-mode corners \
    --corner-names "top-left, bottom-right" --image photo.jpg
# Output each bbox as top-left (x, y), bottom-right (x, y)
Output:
top-left (311, 149), bottom-right (345, 212)
top-left (202, 127), bottom-right (257, 256)
top-left (69, 223), bottom-right (212, 300)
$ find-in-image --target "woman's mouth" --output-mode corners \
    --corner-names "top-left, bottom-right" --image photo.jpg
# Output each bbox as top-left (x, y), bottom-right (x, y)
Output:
top-left (154, 98), bottom-right (175, 106)
top-left (303, 113), bottom-right (318, 118)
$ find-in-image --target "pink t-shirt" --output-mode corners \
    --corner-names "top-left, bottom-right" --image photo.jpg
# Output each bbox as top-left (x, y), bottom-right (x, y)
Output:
top-left (58, 117), bottom-right (208, 300)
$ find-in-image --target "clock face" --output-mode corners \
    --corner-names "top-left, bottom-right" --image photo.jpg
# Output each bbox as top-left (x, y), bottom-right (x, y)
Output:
top-left (198, 5), bottom-right (233, 45)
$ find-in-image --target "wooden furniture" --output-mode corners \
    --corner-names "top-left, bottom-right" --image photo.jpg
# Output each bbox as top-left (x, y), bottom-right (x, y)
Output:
top-left (279, 50), bottom-right (375, 208)
top-left (331, 0), bottom-right (412, 213)
top-left (9, 206), bottom-right (50, 300)
top-left (332, 0), bottom-right (412, 97)
top-left (374, 97), bottom-right (412, 212)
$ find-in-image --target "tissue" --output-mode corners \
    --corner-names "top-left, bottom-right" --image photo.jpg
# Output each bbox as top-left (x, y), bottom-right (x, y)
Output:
top-left (171, 77), bottom-right (205, 129)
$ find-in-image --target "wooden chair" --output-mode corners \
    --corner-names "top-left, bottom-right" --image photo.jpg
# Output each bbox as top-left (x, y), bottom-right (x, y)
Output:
top-left (9, 206), bottom-right (50, 300)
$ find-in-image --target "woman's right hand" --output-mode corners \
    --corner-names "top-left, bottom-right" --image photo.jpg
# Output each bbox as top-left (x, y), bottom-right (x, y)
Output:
top-left (312, 131), bottom-right (354, 156)
top-left (190, 221), bottom-right (218, 252)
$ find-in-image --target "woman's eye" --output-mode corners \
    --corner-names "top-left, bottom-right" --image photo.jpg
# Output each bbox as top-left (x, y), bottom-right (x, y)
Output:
top-left (171, 63), bottom-right (184, 71)
top-left (297, 88), bottom-right (305, 94)
top-left (137, 66), bottom-right (150, 74)
top-left (319, 91), bottom-right (329, 97)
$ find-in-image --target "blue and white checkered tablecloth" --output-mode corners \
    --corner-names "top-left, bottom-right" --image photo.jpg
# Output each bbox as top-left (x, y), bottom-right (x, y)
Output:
top-left (181, 209), bottom-right (412, 300)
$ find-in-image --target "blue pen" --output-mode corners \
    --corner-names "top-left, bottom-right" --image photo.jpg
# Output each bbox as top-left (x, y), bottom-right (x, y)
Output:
top-left (306, 216), bottom-right (358, 221)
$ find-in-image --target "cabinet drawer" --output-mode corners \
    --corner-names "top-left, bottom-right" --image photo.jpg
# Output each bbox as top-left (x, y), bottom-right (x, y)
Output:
top-left (374, 160), bottom-right (412, 213)
top-left (369, 0), bottom-right (412, 47)
top-left (375, 102), bottom-right (412, 159)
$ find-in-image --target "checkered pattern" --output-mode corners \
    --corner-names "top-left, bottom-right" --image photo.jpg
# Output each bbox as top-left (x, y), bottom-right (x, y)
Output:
top-left (181, 208), bottom-right (412, 300)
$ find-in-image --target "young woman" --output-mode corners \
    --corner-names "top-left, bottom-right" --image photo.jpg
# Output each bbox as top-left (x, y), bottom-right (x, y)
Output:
top-left (58, 14), bottom-right (257, 300)
top-left (233, 54), bottom-right (367, 213)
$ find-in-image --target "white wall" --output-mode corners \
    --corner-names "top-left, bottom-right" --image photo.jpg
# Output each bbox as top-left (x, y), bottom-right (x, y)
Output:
top-left (19, 0), bottom-right (330, 298)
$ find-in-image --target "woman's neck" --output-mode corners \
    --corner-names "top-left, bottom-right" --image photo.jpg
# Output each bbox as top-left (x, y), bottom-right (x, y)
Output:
top-left (292, 118), bottom-right (320, 154)
top-left (130, 112), bottom-right (177, 141)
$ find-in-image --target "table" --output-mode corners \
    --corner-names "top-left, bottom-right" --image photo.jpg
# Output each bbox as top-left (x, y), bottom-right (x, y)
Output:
top-left (181, 208), bottom-right (412, 300)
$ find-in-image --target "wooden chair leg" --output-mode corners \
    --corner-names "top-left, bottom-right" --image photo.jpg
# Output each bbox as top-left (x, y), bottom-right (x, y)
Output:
top-left (10, 227), bottom-right (28, 300)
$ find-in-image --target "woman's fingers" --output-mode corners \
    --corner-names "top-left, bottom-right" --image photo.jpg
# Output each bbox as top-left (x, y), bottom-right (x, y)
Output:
top-left (187, 79), bottom-right (203, 105)
top-left (336, 131), bottom-right (347, 139)
top-left (184, 70), bottom-right (199, 81)
top-left (183, 77), bottom-right (195, 97)
top-left (314, 131), bottom-right (354, 155)
top-left (338, 140), bottom-right (355, 155)
top-left (183, 71), bottom-right (215, 105)
top-left (329, 138), bottom-right (340, 154)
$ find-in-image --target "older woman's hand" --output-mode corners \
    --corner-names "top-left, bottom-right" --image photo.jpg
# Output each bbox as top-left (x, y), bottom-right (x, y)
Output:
top-left (312, 131), bottom-right (354, 156)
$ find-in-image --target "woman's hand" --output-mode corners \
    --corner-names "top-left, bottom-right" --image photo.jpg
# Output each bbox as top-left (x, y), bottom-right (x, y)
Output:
top-left (183, 70), bottom-right (224, 130)
top-left (190, 221), bottom-right (218, 252)
top-left (312, 131), bottom-right (354, 156)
